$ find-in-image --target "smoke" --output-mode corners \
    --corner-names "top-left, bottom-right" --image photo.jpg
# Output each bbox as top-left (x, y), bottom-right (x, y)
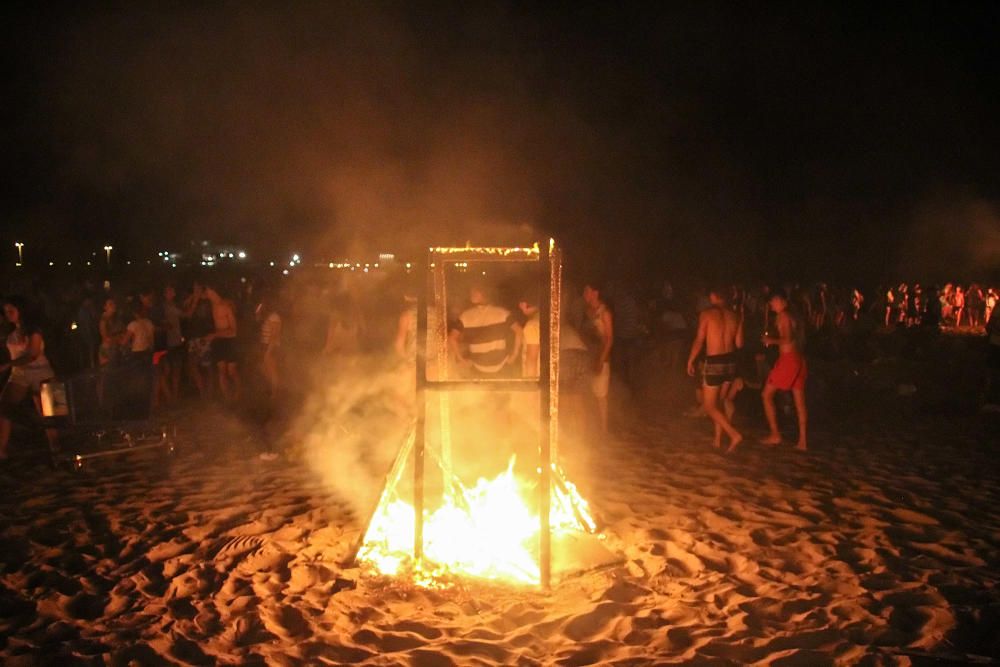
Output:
top-left (282, 265), bottom-right (591, 528)
top-left (290, 355), bottom-right (414, 519)
top-left (897, 194), bottom-right (1000, 283)
top-left (27, 2), bottom-right (766, 274)
top-left (15, 3), bottom-right (994, 279)
top-left (36, 3), bottom-right (611, 256)
top-left (289, 353), bottom-right (566, 527)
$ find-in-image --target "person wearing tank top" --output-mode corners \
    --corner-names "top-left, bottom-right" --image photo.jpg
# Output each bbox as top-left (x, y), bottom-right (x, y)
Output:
top-left (1, 297), bottom-right (59, 460)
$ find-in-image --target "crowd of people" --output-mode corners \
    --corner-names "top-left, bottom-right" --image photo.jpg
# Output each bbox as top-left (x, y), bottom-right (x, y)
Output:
top-left (882, 282), bottom-right (997, 329)
top-left (1, 268), bottom-right (998, 463)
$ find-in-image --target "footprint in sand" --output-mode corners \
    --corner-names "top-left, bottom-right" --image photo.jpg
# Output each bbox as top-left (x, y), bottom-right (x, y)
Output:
top-left (169, 637), bottom-right (214, 665)
top-left (262, 604), bottom-right (312, 639)
top-left (147, 538), bottom-right (195, 563)
top-left (62, 591), bottom-right (108, 620)
top-left (167, 596), bottom-right (198, 620)
top-left (386, 620), bottom-right (443, 640)
top-left (883, 604), bottom-right (955, 647)
top-left (193, 608), bottom-right (224, 637)
top-left (662, 543), bottom-right (705, 577)
top-left (409, 649), bottom-right (457, 667)
top-left (554, 639), bottom-right (621, 666)
top-left (236, 544), bottom-right (293, 576)
top-left (229, 611), bottom-right (278, 647)
top-left (351, 627), bottom-right (427, 653)
top-left (300, 642), bottom-right (376, 664)
top-left (888, 508), bottom-right (939, 526)
top-left (444, 639), bottom-right (512, 663)
top-left (211, 535), bottom-right (265, 562)
top-left (601, 579), bottom-right (651, 604)
top-left (562, 601), bottom-right (630, 642)
top-left (663, 626), bottom-right (699, 652)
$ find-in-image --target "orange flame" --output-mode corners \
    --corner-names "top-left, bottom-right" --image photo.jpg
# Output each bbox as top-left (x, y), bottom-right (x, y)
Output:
top-left (358, 457), bottom-right (595, 586)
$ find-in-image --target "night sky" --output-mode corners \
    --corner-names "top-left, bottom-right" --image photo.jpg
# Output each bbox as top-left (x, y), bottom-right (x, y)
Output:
top-left (2, 2), bottom-right (998, 282)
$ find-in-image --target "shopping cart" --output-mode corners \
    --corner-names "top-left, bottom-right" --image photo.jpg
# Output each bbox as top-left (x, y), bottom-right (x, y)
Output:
top-left (40, 358), bottom-right (176, 470)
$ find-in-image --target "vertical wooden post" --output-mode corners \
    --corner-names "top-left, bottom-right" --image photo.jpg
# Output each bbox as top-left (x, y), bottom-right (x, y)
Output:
top-left (433, 263), bottom-right (452, 477)
top-left (538, 242), bottom-right (552, 590)
top-left (414, 255), bottom-right (428, 562)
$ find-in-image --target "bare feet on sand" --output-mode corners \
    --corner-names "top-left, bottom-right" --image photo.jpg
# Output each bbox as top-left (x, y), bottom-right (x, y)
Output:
top-left (794, 441), bottom-right (807, 451)
top-left (725, 433), bottom-right (744, 453)
top-left (759, 434), bottom-right (782, 447)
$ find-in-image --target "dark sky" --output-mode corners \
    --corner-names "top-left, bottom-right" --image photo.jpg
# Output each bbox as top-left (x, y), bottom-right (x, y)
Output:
top-left (2, 1), bottom-right (998, 282)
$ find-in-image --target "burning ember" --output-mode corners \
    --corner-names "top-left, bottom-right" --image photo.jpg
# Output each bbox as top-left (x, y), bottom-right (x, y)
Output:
top-left (358, 457), bottom-right (597, 586)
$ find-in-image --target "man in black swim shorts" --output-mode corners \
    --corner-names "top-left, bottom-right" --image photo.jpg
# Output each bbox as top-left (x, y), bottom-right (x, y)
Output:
top-left (204, 282), bottom-right (241, 402)
top-left (687, 286), bottom-right (745, 451)
top-left (702, 352), bottom-right (737, 387)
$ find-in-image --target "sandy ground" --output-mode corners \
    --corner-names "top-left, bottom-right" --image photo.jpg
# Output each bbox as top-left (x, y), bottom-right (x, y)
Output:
top-left (1, 402), bottom-right (999, 666)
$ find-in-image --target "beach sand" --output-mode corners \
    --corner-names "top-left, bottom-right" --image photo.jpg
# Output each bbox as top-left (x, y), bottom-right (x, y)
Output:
top-left (1, 404), bottom-right (998, 665)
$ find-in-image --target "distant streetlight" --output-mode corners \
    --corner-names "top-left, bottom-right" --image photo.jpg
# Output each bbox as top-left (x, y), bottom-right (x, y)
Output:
top-left (103, 245), bottom-right (113, 266)
top-left (14, 242), bottom-right (24, 265)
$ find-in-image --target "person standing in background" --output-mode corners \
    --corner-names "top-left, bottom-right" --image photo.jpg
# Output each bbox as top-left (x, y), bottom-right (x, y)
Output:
top-left (156, 285), bottom-right (185, 405)
top-left (183, 282), bottom-right (215, 398)
top-left (518, 289), bottom-right (541, 378)
top-left (582, 282), bottom-right (613, 435)
top-left (0, 296), bottom-right (59, 461)
top-left (203, 282), bottom-right (241, 403)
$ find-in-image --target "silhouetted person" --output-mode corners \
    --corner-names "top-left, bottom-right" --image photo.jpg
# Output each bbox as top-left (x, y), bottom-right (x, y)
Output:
top-left (204, 282), bottom-right (241, 402)
top-left (581, 282), bottom-right (613, 434)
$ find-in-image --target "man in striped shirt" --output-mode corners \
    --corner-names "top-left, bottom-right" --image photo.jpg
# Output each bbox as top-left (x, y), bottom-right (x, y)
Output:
top-left (450, 285), bottom-right (523, 377)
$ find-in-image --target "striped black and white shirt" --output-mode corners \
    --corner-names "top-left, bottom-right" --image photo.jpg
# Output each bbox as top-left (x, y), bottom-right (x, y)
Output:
top-left (457, 304), bottom-right (514, 374)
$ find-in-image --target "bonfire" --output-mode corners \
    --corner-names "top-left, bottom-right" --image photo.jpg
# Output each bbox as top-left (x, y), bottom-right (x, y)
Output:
top-left (351, 241), bottom-right (615, 588)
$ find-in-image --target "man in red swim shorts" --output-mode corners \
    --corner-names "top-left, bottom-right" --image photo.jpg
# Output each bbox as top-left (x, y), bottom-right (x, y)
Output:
top-left (761, 292), bottom-right (808, 450)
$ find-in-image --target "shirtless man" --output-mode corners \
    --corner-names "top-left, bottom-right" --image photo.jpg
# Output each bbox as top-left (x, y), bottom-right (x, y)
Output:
top-left (687, 286), bottom-right (744, 451)
top-left (761, 292), bottom-right (807, 450)
top-left (204, 282), bottom-right (241, 402)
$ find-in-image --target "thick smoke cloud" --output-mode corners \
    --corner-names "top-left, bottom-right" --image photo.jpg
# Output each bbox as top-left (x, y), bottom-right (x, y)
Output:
top-left (37, 4), bottom-right (598, 256)
top-left (6, 3), bottom-right (999, 280)
top-left (898, 195), bottom-right (1000, 283)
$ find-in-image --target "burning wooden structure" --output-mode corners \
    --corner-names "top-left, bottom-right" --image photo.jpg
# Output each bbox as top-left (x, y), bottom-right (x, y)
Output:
top-left (352, 241), bottom-right (616, 588)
